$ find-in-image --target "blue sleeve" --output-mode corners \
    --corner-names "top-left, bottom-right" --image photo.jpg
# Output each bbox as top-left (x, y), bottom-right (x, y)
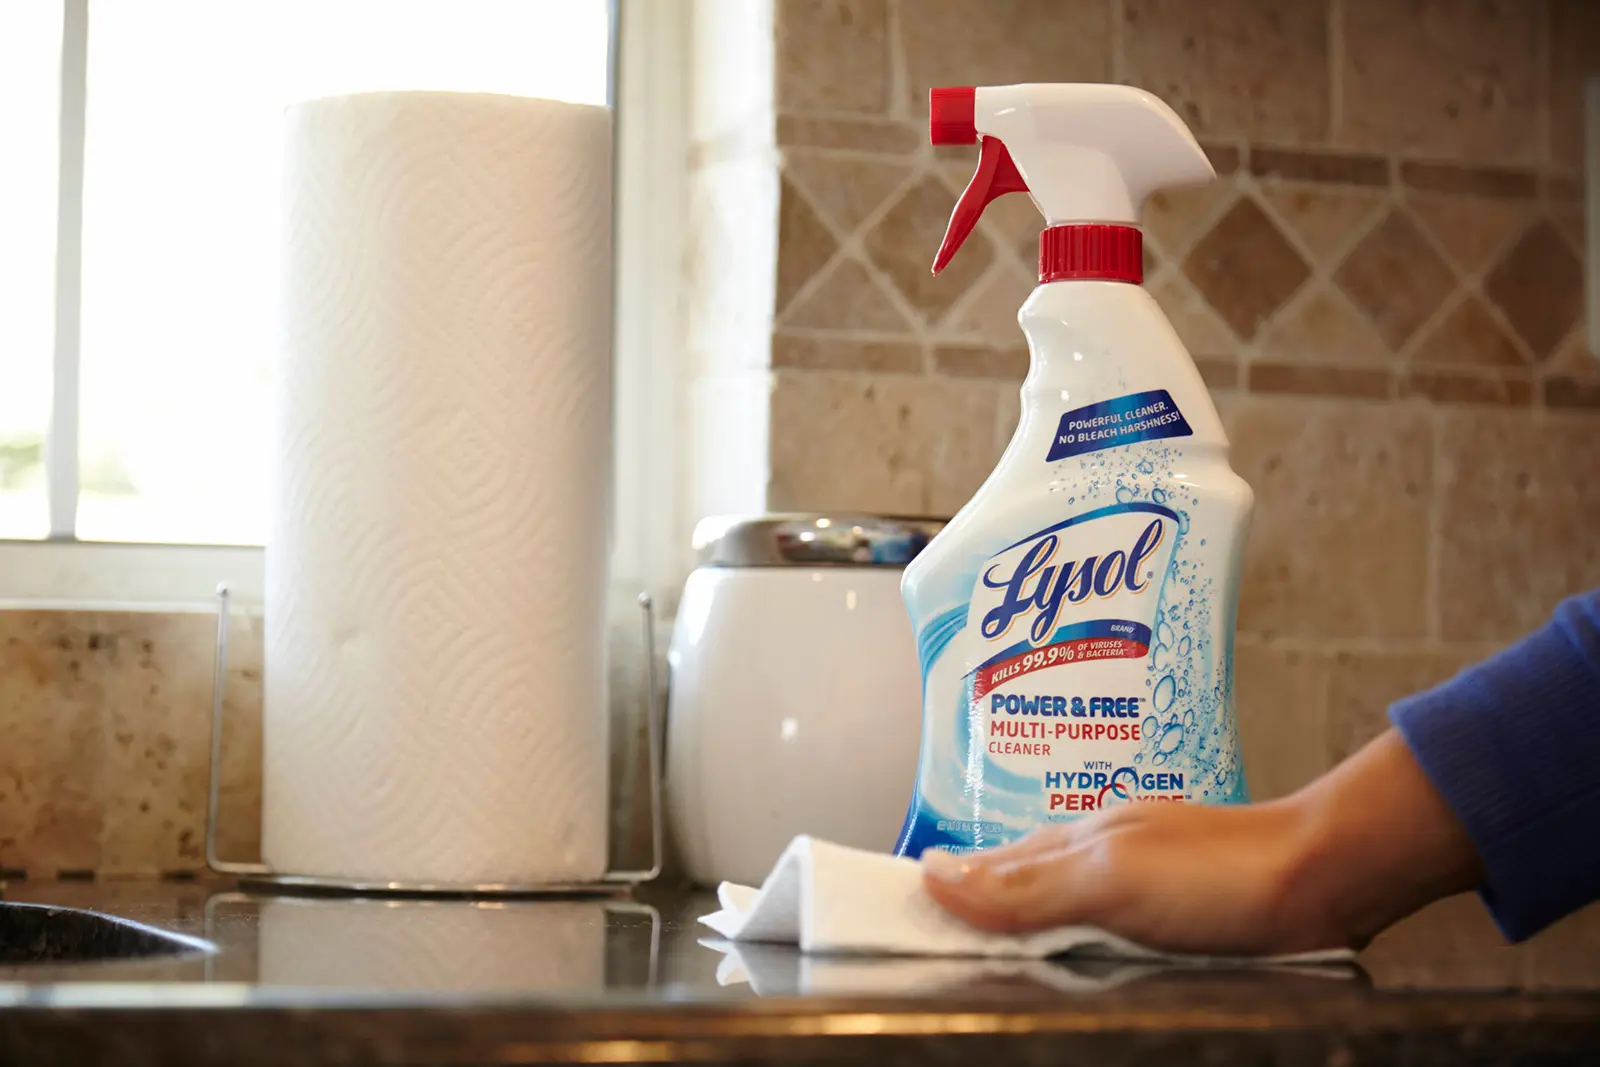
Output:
top-left (1389, 589), bottom-right (1600, 942)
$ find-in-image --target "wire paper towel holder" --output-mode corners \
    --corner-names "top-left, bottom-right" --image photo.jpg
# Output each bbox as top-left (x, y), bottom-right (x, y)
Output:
top-left (203, 585), bottom-right (664, 897)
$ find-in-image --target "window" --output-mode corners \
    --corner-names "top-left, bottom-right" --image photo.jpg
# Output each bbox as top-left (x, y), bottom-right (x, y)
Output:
top-left (1, 0), bottom-right (686, 604)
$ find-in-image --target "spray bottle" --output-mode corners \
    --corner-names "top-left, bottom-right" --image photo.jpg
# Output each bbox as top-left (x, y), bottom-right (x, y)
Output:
top-left (896, 84), bottom-right (1253, 856)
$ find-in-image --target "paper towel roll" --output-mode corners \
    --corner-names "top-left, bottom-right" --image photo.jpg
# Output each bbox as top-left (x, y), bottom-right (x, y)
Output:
top-left (263, 92), bottom-right (612, 884)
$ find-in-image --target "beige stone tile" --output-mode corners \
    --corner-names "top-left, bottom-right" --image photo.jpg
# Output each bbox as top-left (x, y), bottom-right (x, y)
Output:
top-left (1121, 0), bottom-right (1330, 142)
top-left (1333, 211), bottom-right (1457, 349)
top-left (1257, 183), bottom-right (1386, 265)
top-left (772, 332), bottom-right (923, 373)
top-left (1405, 193), bottom-right (1534, 278)
top-left (776, 178), bottom-right (840, 317)
top-left (1437, 410), bottom-right (1600, 642)
top-left (216, 611), bottom-right (264, 866)
top-left (866, 175), bottom-right (994, 323)
top-left (1484, 221), bottom-right (1586, 361)
top-left (1231, 398), bottom-right (1432, 640)
top-left (1233, 641), bottom-right (1331, 801)
top-left (784, 154), bottom-right (913, 236)
top-left (95, 612), bottom-right (217, 874)
top-left (1148, 273), bottom-right (1239, 358)
top-left (1182, 197), bottom-right (1311, 340)
top-left (1549, 0), bottom-right (1600, 172)
top-left (900, 0), bottom-right (1110, 114)
top-left (1339, 0), bottom-right (1540, 164)
top-left (768, 371), bottom-right (999, 517)
top-left (0, 613), bottom-right (106, 874)
top-left (1325, 649), bottom-right (1477, 763)
top-left (1412, 296), bottom-right (1527, 368)
top-left (775, 0), bottom-right (890, 114)
top-left (781, 256), bottom-right (914, 332)
top-left (1194, 357), bottom-right (1239, 389)
top-left (1256, 282), bottom-right (1391, 365)
top-left (1143, 181), bottom-right (1238, 259)
top-left (939, 261), bottom-right (1033, 347)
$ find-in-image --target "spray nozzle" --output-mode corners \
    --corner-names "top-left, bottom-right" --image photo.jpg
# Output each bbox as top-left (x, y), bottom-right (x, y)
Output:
top-left (931, 88), bottom-right (1030, 275)
top-left (929, 84), bottom-right (1216, 277)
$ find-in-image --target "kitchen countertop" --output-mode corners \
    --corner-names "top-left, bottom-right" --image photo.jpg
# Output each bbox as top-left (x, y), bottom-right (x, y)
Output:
top-left (1, 878), bottom-right (1598, 1065)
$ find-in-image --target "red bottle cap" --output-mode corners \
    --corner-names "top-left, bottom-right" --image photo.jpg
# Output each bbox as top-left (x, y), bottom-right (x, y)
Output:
top-left (1038, 225), bottom-right (1143, 284)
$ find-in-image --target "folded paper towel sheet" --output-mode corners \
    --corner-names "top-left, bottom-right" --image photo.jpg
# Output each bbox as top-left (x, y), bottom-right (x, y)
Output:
top-left (700, 837), bottom-right (1355, 964)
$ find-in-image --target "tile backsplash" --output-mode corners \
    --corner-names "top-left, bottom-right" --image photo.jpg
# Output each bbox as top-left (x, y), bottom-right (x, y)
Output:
top-left (4, 0), bottom-right (1597, 875)
top-left (766, 0), bottom-right (1600, 797)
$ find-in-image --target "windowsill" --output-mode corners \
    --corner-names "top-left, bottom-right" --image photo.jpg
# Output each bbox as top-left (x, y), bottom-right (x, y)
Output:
top-left (0, 539), bottom-right (263, 610)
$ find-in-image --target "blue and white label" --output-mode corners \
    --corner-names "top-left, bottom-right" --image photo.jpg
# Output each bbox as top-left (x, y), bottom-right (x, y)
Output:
top-left (1046, 389), bottom-right (1192, 461)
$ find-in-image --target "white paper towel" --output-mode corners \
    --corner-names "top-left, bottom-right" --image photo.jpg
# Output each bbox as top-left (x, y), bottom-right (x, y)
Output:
top-left (263, 92), bottom-right (613, 884)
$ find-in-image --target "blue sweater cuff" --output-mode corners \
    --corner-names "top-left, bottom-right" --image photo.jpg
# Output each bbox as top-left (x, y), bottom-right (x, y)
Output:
top-left (1389, 592), bottom-right (1600, 942)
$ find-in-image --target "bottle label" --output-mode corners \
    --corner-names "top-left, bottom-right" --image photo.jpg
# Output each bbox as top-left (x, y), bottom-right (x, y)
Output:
top-left (897, 492), bottom-right (1247, 857)
top-left (1045, 389), bottom-right (1191, 461)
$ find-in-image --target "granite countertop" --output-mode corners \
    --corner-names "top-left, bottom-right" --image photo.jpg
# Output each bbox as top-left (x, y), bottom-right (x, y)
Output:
top-left (1, 878), bottom-right (1598, 1065)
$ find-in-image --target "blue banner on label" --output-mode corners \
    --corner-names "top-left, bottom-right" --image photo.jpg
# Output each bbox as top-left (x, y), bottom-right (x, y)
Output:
top-left (1046, 389), bottom-right (1193, 461)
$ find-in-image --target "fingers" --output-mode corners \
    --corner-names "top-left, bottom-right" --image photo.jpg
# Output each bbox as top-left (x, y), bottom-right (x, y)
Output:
top-left (921, 838), bottom-right (1096, 934)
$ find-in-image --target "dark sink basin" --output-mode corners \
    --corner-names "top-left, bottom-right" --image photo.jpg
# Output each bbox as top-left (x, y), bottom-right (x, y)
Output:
top-left (0, 902), bottom-right (214, 963)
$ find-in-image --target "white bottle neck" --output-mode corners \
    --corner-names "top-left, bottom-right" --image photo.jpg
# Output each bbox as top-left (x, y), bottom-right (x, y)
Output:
top-left (1005, 280), bottom-right (1228, 460)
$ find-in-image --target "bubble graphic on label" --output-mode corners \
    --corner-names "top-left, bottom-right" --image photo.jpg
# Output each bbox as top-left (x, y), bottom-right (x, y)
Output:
top-left (1177, 636), bottom-right (1191, 658)
top-left (1177, 510), bottom-right (1191, 533)
top-left (1153, 676), bottom-right (1176, 714)
top-left (1115, 485), bottom-right (1134, 504)
top-left (1151, 488), bottom-right (1167, 504)
top-left (1136, 458), bottom-right (1155, 475)
top-left (1134, 753), bottom-right (1144, 764)
top-left (1158, 724), bottom-right (1182, 754)
top-left (1151, 643), bottom-right (1172, 670)
top-left (1183, 710), bottom-right (1196, 730)
top-left (1152, 752), bottom-right (1167, 766)
top-left (1157, 620), bottom-right (1175, 647)
top-left (1142, 715), bottom-right (1159, 740)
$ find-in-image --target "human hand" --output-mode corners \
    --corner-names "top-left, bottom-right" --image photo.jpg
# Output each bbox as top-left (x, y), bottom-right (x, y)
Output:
top-left (920, 731), bottom-right (1482, 955)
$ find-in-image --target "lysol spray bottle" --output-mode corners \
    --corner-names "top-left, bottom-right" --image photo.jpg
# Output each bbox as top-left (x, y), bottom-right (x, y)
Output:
top-left (897, 84), bottom-right (1254, 856)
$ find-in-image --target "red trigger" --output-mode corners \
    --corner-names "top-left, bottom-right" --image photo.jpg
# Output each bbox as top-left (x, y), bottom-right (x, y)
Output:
top-left (932, 137), bottom-right (1029, 275)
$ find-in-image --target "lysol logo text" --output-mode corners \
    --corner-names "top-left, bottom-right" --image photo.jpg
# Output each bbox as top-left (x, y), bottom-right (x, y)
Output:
top-left (978, 516), bottom-right (1167, 645)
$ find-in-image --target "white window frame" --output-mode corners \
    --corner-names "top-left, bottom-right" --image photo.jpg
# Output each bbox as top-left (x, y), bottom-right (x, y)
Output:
top-left (0, 0), bottom-right (690, 610)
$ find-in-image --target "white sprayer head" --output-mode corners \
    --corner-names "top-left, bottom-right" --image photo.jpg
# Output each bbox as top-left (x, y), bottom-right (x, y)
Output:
top-left (931, 84), bottom-right (1215, 275)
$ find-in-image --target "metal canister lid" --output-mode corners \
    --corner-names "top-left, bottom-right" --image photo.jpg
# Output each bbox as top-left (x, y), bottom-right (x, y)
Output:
top-left (692, 513), bottom-right (946, 567)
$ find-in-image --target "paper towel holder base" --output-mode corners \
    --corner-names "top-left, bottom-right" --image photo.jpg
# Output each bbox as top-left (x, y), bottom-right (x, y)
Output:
top-left (203, 585), bottom-right (665, 898)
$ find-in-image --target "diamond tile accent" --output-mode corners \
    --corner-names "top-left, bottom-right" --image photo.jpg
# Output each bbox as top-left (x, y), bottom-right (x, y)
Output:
top-left (1484, 221), bottom-right (1585, 360)
top-left (1144, 181), bottom-right (1237, 258)
top-left (1149, 274), bottom-right (1238, 357)
top-left (1258, 184), bottom-right (1385, 263)
top-left (1182, 197), bottom-right (1310, 340)
top-left (1257, 283), bottom-right (1389, 365)
top-left (782, 257), bottom-right (913, 332)
top-left (1405, 193), bottom-right (1533, 276)
top-left (942, 263), bottom-right (1035, 346)
top-left (1412, 297), bottom-right (1526, 368)
top-left (785, 155), bottom-right (913, 236)
top-left (777, 179), bottom-right (839, 316)
top-left (866, 175), bottom-right (994, 322)
top-left (1333, 211), bottom-right (1455, 349)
